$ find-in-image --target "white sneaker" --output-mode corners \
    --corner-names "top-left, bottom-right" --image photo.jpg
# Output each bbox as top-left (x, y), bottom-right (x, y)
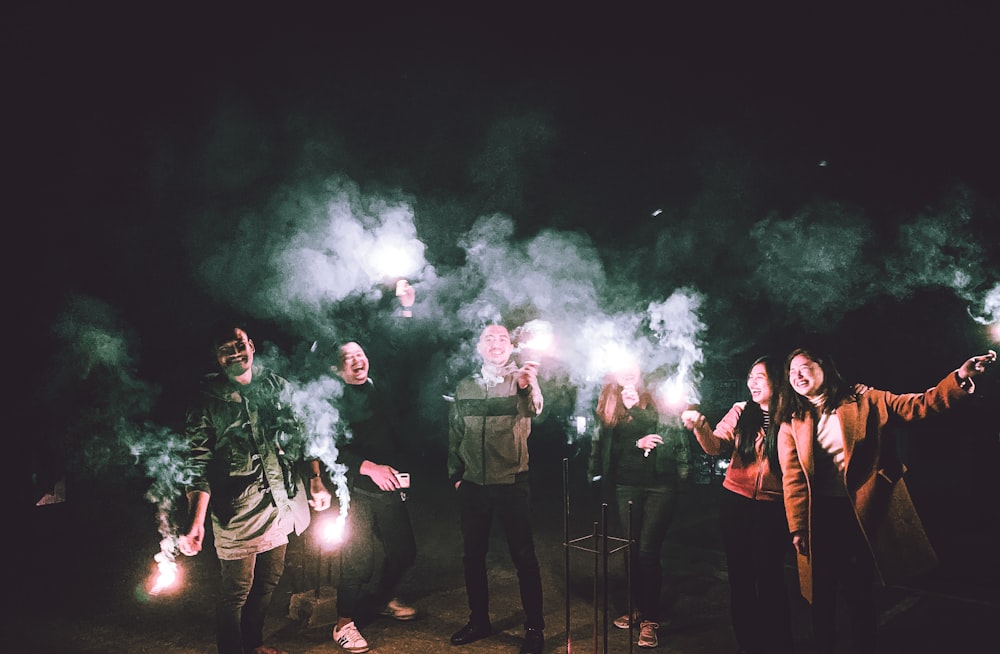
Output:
top-left (333, 621), bottom-right (370, 653)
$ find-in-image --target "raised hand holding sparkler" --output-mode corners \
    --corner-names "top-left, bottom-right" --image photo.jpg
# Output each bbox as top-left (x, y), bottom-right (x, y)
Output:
top-left (958, 349), bottom-right (997, 379)
top-left (517, 360), bottom-right (540, 390)
top-left (395, 278), bottom-right (415, 317)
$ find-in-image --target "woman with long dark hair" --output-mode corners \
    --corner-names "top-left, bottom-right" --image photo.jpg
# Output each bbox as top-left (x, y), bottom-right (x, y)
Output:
top-left (682, 356), bottom-right (794, 654)
top-left (775, 347), bottom-right (995, 654)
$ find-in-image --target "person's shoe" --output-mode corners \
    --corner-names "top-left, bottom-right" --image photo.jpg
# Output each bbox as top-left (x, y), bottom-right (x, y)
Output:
top-left (520, 627), bottom-right (544, 654)
top-left (378, 597), bottom-right (417, 621)
top-left (450, 620), bottom-right (491, 645)
top-left (614, 610), bottom-right (642, 629)
top-left (637, 620), bottom-right (659, 648)
top-left (333, 621), bottom-right (370, 653)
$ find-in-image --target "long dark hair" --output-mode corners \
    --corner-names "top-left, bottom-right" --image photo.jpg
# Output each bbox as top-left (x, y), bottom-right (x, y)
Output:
top-left (733, 356), bottom-right (782, 467)
top-left (775, 347), bottom-right (854, 424)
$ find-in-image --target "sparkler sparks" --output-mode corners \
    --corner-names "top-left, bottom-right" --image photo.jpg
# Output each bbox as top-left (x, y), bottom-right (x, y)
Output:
top-left (514, 319), bottom-right (554, 361)
top-left (657, 374), bottom-right (696, 413)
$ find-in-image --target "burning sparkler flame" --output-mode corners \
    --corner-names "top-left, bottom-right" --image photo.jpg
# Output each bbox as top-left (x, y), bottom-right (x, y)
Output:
top-left (148, 538), bottom-right (180, 595)
top-left (322, 510), bottom-right (348, 546)
top-left (658, 375), bottom-right (694, 413)
top-left (514, 319), bottom-right (554, 358)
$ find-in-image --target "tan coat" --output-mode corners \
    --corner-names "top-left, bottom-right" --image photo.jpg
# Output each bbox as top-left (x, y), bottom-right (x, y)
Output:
top-left (778, 371), bottom-right (969, 602)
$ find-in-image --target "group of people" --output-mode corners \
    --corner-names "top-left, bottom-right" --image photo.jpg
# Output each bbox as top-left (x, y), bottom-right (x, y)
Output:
top-left (174, 315), bottom-right (996, 654)
top-left (175, 320), bottom-right (549, 654)
top-left (678, 347), bottom-right (996, 654)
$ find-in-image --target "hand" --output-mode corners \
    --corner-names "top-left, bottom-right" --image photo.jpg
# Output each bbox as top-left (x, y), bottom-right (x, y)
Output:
top-left (680, 409), bottom-right (707, 431)
top-left (852, 383), bottom-right (871, 395)
top-left (621, 385), bottom-right (639, 409)
top-left (636, 434), bottom-right (663, 455)
top-left (362, 461), bottom-right (402, 491)
top-left (177, 524), bottom-right (204, 556)
top-left (791, 531), bottom-right (809, 557)
top-left (517, 361), bottom-right (539, 389)
top-left (958, 350), bottom-right (997, 379)
top-left (308, 478), bottom-right (332, 511)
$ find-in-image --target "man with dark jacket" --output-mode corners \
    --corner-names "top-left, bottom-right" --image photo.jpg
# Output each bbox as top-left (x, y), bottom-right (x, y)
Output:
top-left (331, 341), bottom-right (418, 653)
top-left (179, 321), bottom-right (331, 654)
top-left (447, 323), bottom-right (545, 654)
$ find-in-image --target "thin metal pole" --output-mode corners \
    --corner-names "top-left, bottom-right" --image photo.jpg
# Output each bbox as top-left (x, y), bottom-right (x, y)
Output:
top-left (601, 502), bottom-right (609, 654)
top-left (592, 519), bottom-right (599, 654)
top-left (563, 457), bottom-right (571, 654)
top-left (627, 500), bottom-right (634, 654)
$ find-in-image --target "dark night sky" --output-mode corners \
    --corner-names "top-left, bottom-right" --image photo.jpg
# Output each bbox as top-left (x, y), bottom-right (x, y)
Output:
top-left (6, 4), bottom-right (1000, 499)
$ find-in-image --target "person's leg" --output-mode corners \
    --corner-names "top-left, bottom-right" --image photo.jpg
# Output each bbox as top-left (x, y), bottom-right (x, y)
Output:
top-left (633, 483), bottom-right (676, 621)
top-left (841, 525), bottom-right (877, 654)
top-left (459, 481), bottom-right (493, 624)
top-left (241, 544), bottom-right (287, 651)
top-left (754, 499), bottom-right (794, 654)
top-left (720, 489), bottom-right (759, 653)
top-left (372, 493), bottom-right (417, 605)
top-left (216, 554), bottom-right (255, 654)
top-left (495, 477), bottom-right (544, 632)
top-left (337, 493), bottom-right (376, 623)
top-left (615, 484), bottom-right (642, 621)
top-left (810, 497), bottom-right (852, 654)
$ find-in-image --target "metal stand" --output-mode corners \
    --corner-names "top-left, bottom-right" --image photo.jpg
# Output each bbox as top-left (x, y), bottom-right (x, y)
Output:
top-left (563, 457), bottom-right (633, 654)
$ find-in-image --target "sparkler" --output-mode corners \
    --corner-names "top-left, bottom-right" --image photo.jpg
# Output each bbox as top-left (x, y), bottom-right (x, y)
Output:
top-left (657, 373), bottom-right (697, 415)
top-left (322, 509), bottom-right (348, 546)
top-left (148, 537), bottom-right (180, 595)
top-left (514, 319), bottom-right (554, 365)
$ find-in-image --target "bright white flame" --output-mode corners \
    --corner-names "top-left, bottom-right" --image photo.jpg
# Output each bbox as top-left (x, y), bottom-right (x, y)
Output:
top-left (322, 510), bottom-right (348, 546)
top-left (149, 538), bottom-right (180, 595)
top-left (369, 239), bottom-right (422, 280)
top-left (658, 375), bottom-right (693, 411)
top-left (516, 319), bottom-right (554, 356)
top-left (574, 416), bottom-right (587, 435)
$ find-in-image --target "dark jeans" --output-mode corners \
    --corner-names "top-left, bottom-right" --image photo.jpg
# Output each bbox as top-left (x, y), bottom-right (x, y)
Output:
top-left (337, 488), bottom-right (417, 617)
top-left (459, 474), bottom-right (544, 630)
top-left (719, 488), bottom-right (794, 654)
top-left (216, 543), bottom-right (287, 654)
top-left (615, 482), bottom-right (677, 620)
top-left (810, 496), bottom-right (877, 654)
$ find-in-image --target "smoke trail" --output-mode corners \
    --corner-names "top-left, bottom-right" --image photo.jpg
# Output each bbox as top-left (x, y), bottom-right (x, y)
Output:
top-left (191, 175), bottom-right (435, 341)
top-left (280, 373), bottom-right (352, 540)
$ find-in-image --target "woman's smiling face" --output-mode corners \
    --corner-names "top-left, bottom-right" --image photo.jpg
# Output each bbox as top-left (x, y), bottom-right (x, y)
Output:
top-left (788, 353), bottom-right (825, 398)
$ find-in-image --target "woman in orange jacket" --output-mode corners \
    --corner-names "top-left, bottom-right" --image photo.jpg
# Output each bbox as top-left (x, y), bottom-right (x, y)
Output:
top-left (683, 356), bottom-right (794, 654)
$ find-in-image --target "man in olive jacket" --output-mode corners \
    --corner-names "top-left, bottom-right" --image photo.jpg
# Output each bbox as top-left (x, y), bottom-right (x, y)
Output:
top-left (447, 323), bottom-right (545, 654)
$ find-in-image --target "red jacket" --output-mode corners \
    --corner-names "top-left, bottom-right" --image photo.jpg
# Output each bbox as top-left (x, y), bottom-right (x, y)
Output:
top-left (697, 402), bottom-right (783, 502)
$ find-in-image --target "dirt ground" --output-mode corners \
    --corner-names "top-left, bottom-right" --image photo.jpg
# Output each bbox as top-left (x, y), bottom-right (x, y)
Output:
top-left (10, 441), bottom-right (1000, 653)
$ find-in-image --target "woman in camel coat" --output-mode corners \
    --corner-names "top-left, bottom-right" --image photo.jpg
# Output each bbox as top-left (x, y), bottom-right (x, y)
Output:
top-left (775, 347), bottom-right (995, 654)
